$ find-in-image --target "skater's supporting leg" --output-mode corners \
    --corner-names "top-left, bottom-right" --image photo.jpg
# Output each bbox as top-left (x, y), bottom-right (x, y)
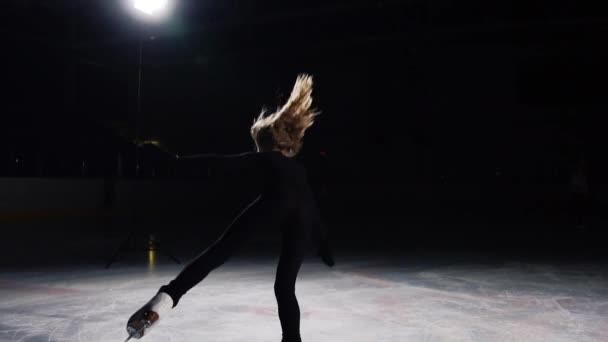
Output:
top-left (160, 196), bottom-right (281, 306)
top-left (275, 225), bottom-right (310, 342)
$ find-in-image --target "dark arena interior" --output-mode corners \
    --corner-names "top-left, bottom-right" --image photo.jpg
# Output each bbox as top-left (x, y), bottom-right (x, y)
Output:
top-left (1, 1), bottom-right (607, 341)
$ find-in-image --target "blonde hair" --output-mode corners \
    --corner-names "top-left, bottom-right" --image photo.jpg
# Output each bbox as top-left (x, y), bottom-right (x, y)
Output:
top-left (250, 74), bottom-right (319, 157)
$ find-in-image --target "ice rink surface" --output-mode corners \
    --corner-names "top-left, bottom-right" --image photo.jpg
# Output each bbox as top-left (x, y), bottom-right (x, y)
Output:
top-left (1, 254), bottom-right (607, 342)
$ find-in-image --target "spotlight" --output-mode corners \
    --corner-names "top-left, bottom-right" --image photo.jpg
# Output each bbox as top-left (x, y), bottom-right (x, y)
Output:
top-left (128, 0), bottom-right (173, 21)
top-left (133, 0), bottom-right (169, 16)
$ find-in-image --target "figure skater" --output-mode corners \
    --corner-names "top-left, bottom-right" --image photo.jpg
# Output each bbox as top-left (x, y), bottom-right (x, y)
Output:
top-left (125, 74), bottom-right (334, 342)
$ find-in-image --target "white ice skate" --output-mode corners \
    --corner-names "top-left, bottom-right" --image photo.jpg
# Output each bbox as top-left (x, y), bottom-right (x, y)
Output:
top-left (125, 292), bottom-right (173, 341)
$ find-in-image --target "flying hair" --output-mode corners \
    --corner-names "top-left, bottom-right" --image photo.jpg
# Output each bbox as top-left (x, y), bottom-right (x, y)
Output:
top-left (250, 74), bottom-right (319, 157)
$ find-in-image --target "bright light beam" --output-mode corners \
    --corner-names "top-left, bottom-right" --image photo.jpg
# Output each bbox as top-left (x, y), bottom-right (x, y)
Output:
top-left (133, 0), bottom-right (169, 17)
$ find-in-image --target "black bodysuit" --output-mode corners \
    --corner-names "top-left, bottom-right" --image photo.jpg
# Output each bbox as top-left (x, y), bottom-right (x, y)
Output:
top-left (159, 151), bottom-right (323, 342)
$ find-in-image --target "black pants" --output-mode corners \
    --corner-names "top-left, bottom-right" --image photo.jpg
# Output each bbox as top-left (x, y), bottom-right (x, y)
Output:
top-left (159, 195), bottom-right (312, 342)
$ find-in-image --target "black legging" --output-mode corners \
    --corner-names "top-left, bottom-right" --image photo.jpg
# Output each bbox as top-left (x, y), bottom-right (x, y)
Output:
top-left (159, 195), bottom-right (313, 342)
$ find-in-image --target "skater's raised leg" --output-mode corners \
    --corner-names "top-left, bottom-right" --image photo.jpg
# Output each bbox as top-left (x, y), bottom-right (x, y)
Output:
top-left (126, 196), bottom-right (280, 339)
top-left (160, 196), bottom-right (283, 306)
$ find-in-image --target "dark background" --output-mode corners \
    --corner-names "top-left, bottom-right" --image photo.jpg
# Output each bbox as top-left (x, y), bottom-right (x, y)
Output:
top-left (1, 0), bottom-right (607, 265)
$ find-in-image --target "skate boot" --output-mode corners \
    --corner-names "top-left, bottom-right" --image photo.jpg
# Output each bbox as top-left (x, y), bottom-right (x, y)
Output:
top-left (126, 292), bottom-right (173, 340)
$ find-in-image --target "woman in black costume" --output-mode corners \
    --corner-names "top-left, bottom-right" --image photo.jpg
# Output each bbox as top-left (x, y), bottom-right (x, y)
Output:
top-left (126, 74), bottom-right (334, 342)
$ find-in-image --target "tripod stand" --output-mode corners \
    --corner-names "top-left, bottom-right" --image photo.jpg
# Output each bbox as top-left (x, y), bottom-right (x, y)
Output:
top-left (106, 231), bottom-right (181, 269)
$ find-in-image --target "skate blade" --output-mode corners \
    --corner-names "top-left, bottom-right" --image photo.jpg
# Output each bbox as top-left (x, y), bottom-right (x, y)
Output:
top-left (125, 322), bottom-right (147, 341)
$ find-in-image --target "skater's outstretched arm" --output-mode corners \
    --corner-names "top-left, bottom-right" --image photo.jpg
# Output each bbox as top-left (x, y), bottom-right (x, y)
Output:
top-left (171, 151), bottom-right (266, 180)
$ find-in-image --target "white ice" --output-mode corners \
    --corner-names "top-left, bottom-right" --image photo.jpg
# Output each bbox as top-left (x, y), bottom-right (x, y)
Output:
top-left (1, 255), bottom-right (607, 342)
